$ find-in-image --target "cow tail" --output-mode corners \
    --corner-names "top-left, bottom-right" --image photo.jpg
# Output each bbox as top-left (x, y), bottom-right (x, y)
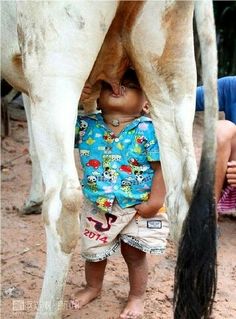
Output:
top-left (174, 2), bottom-right (218, 319)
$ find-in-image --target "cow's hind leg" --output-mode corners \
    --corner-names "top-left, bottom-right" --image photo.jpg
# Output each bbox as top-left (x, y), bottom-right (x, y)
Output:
top-left (129, 2), bottom-right (217, 318)
top-left (16, 2), bottom-right (119, 317)
top-left (128, 1), bottom-right (197, 242)
top-left (22, 93), bottom-right (44, 214)
top-left (29, 83), bottom-right (82, 319)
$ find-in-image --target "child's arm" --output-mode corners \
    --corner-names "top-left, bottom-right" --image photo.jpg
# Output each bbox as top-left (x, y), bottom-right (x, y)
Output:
top-left (135, 161), bottom-right (166, 218)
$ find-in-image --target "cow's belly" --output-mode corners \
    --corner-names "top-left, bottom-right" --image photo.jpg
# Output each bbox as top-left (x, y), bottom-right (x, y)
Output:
top-left (2, 1), bottom-right (120, 98)
top-left (1, 1), bottom-right (28, 92)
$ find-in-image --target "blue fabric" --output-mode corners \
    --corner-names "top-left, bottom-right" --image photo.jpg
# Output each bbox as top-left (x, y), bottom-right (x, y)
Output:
top-left (196, 76), bottom-right (236, 124)
top-left (75, 113), bottom-right (160, 212)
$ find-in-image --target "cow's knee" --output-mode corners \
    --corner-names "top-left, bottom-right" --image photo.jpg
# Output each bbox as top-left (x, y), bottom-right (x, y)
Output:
top-left (56, 181), bottom-right (82, 254)
top-left (42, 181), bottom-right (82, 254)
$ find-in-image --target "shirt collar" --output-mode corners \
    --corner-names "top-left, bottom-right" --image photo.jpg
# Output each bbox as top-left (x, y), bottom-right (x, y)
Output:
top-left (93, 113), bottom-right (152, 130)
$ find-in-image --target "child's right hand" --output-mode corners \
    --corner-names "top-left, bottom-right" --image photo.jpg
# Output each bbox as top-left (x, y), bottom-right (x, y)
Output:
top-left (80, 82), bottom-right (92, 101)
top-left (135, 200), bottom-right (161, 218)
top-left (226, 161), bottom-right (236, 187)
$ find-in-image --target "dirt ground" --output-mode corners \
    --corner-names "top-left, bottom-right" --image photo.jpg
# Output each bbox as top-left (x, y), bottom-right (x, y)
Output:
top-left (1, 111), bottom-right (236, 319)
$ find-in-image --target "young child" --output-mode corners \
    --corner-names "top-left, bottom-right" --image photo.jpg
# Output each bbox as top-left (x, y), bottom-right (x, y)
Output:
top-left (73, 69), bottom-right (168, 319)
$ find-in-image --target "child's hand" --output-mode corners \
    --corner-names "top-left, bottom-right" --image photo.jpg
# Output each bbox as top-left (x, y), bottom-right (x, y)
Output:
top-left (80, 82), bottom-right (92, 101)
top-left (226, 161), bottom-right (236, 187)
top-left (135, 201), bottom-right (160, 218)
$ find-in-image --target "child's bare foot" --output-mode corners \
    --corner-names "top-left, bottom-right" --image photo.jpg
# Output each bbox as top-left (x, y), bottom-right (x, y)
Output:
top-left (70, 286), bottom-right (101, 309)
top-left (119, 296), bottom-right (144, 319)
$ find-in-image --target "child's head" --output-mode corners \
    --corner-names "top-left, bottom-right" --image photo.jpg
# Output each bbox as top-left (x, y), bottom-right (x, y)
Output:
top-left (98, 69), bottom-right (149, 116)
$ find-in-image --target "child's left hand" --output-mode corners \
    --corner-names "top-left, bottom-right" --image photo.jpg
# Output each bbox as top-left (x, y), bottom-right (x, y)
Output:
top-left (135, 201), bottom-right (160, 218)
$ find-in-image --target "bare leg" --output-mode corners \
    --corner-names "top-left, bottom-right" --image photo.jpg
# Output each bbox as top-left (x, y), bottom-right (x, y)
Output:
top-left (71, 259), bottom-right (107, 309)
top-left (229, 132), bottom-right (236, 160)
top-left (120, 242), bottom-right (148, 319)
top-left (226, 127), bottom-right (236, 186)
top-left (215, 120), bottom-right (236, 202)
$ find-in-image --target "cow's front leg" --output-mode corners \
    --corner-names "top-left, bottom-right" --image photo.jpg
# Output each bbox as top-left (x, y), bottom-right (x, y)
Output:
top-left (22, 93), bottom-right (44, 214)
top-left (26, 82), bottom-right (82, 319)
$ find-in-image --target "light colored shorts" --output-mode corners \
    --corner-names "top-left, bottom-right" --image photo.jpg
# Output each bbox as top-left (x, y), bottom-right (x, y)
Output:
top-left (80, 197), bottom-right (169, 262)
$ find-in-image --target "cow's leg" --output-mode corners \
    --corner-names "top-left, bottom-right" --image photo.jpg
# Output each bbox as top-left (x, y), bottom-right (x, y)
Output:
top-left (22, 93), bottom-right (44, 214)
top-left (130, 2), bottom-right (218, 318)
top-left (16, 3), bottom-right (119, 318)
top-left (129, 1), bottom-right (197, 242)
top-left (27, 83), bottom-right (82, 319)
top-left (1, 87), bottom-right (18, 137)
top-left (1, 99), bottom-right (11, 137)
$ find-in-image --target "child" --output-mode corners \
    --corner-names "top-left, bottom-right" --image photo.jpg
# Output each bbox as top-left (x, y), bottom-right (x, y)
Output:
top-left (73, 69), bottom-right (168, 319)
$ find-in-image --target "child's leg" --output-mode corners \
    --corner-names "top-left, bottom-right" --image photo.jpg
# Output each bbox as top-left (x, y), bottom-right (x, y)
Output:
top-left (228, 124), bottom-right (236, 160)
top-left (227, 130), bottom-right (236, 186)
top-left (120, 241), bottom-right (148, 319)
top-left (71, 259), bottom-right (107, 309)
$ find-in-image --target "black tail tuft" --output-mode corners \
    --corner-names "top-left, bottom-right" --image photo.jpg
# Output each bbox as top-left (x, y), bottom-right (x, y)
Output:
top-left (174, 153), bottom-right (217, 319)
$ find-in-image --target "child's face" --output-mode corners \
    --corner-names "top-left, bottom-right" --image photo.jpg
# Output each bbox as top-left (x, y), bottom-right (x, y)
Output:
top-left (99, 80), bottom-right (147, 116)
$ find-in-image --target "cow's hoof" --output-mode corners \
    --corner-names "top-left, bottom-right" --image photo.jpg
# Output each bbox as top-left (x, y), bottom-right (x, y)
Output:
top-left (21, 201), bottom-right (43, 215)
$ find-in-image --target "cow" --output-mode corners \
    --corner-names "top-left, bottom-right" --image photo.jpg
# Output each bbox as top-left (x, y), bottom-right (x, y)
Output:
top-left (1, 1), bottom-right (218, 318)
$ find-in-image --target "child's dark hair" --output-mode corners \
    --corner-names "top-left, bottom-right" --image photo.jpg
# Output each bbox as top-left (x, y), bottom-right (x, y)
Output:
top-left (121, 68), bottom-right (142, 90)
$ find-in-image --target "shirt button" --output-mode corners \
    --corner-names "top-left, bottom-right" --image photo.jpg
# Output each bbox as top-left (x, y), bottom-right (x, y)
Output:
top-left (115, 138), bottom-right (119, 142)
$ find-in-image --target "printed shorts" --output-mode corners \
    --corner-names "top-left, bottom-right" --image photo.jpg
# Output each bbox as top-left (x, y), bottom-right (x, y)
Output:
top-left (80, 197), bottom-right (169, 262)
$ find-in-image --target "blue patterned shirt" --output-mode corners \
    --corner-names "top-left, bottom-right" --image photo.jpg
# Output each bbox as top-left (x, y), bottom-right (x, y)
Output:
top-left (75, 113), bottom-right (160, 212)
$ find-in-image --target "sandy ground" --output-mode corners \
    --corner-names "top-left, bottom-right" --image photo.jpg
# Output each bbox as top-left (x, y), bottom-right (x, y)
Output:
top-left (1, 112), bottom-right (236, 319)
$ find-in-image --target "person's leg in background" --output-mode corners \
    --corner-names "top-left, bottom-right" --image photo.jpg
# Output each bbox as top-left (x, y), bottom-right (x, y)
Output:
top-left (215, 120), bottom-right (236, 216)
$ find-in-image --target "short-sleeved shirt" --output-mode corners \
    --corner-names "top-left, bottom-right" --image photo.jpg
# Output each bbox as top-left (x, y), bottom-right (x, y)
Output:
top-left (75, 113), bottom-right (160, 212)
top-left (196, 76), bottom-right (236, 124)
